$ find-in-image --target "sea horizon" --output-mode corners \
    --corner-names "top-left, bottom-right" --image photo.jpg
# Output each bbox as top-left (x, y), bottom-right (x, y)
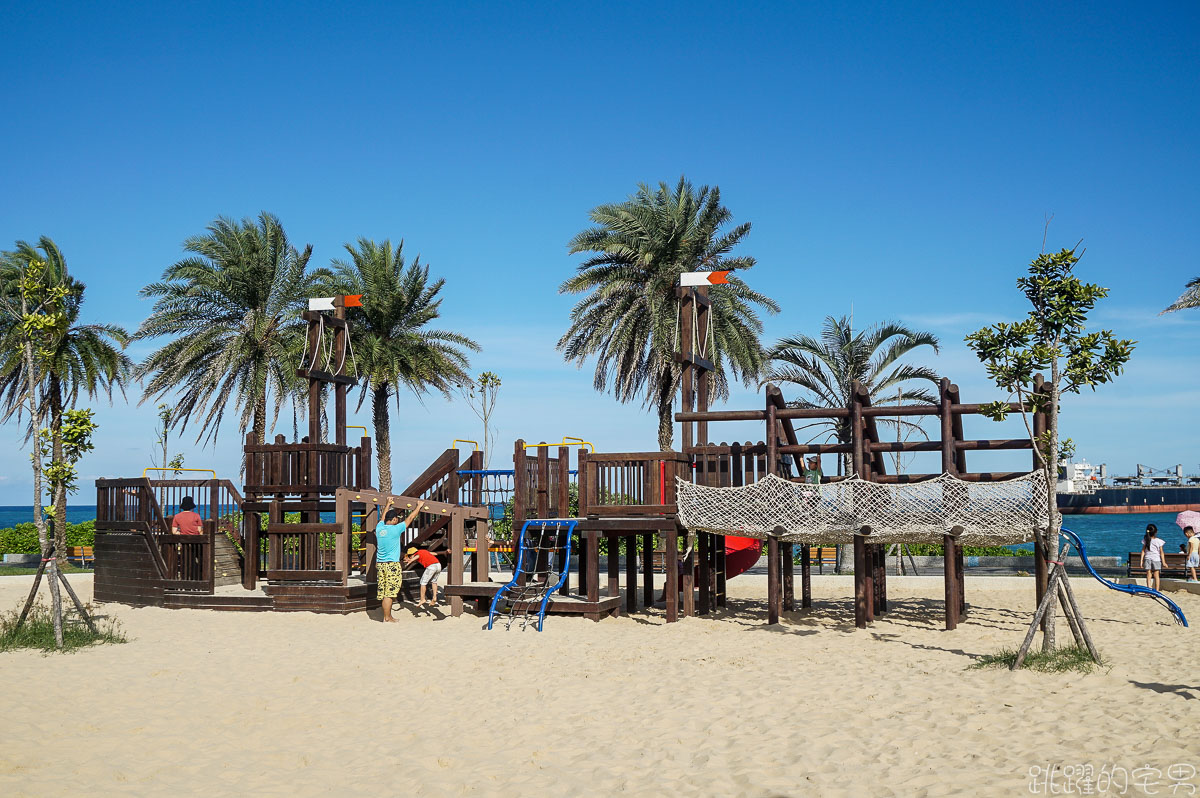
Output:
top-left (0, 504), bottom-right (1182, 561)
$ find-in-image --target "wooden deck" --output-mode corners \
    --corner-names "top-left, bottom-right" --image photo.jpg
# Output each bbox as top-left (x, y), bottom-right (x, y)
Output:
top-left (445, 581), bottom-right (622, 620)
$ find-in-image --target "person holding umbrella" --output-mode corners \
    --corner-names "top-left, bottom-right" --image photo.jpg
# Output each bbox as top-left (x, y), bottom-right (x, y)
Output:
top-left (1175, 511), bottom-right (1200, 582)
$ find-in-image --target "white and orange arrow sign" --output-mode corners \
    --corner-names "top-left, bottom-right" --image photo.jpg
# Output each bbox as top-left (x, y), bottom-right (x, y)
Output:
top-left (679, 271), bottom-right (731, 287)
top-left (308, 295), bottom-right (363, 311)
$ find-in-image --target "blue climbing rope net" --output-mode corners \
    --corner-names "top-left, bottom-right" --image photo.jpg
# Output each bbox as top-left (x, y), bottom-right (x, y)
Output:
top-left (487, 519), bottom-right (577, 631)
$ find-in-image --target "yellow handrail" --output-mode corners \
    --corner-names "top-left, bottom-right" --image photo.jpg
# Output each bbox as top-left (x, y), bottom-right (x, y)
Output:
top-left (143, 467), bottom-right (217, 480)
top-left (346, 425), bottom-right (369, 439)
top-left (452, 439), bottom-right (480, 450)
top-left (561, 437), bottom-right (595, 452)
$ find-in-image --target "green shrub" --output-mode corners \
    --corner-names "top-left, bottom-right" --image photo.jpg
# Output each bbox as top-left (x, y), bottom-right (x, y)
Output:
top-left (902, 543), bottom-right (1034, 557)
top-left (0, 520), bottom-right (96, 555)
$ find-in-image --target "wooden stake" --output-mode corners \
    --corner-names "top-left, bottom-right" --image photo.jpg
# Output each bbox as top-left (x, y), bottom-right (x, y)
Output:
top-left (1012, 565), bottom-right (1064, 670)
top-left (1058, 573), bottom-right (1101, 664)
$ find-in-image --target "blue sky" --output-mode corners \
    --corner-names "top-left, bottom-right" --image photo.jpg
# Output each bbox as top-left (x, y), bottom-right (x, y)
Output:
top-left (1, 1), bottom-right (1198, 504)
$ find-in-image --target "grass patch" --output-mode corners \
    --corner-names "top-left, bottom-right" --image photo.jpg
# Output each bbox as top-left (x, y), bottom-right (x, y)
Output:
top-left (971, 644), bottom-right (1100, 673)
top-left (0, 563), bottom-right (90, 577)
top-left (0, 600), bottom-right (126, 653)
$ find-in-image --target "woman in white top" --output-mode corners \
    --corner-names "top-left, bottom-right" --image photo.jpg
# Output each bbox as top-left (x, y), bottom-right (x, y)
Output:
top-left (1140, 523), bottom-right (1166, 591)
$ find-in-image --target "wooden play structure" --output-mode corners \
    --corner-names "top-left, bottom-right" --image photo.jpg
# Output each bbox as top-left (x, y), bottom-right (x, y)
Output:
top-left (93, 283), bottom-right (1054, 630)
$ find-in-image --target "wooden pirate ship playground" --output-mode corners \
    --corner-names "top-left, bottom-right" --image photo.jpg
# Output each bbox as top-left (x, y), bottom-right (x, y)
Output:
top-left (92, 284), bottom-right (1150, 633)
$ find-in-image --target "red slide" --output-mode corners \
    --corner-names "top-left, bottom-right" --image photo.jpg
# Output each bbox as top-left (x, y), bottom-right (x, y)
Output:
top-left (661, 463), bottom-right (762, 579)
top-left (723, 536), bottom-right (762, 578)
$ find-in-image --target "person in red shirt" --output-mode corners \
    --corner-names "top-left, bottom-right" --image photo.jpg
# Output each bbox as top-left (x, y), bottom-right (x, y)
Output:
top-left (403, 547), bottom-right (443, 608)
top-left (172, 496), bottom-right (204, 535)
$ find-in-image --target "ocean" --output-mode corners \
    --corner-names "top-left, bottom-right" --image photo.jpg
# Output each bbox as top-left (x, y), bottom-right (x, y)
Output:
top-left (0, 506), bottom-right (1183, 562)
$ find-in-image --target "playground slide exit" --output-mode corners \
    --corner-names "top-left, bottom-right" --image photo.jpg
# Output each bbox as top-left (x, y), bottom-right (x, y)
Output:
top-left (724, 536), bottom-right (762, 579)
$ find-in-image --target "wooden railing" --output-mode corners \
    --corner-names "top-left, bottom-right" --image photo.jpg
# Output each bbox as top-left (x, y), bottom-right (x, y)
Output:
top-left (97, 477), bottom-right (246, 591)
top-left (391, 448), bottom-right (476, 551)
top-left (578, 451), bottom-right (691, 516)
top-left (685, 441), bottom-right (780, 487)
top-left (243, 433), bottom-right (372, 496)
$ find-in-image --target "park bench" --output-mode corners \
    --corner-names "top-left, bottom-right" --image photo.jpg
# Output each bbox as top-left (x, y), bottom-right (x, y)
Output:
top-left (1127, 551), bottom-right (1195, 580)
top-left (67, 546), bottom-right (95, 568)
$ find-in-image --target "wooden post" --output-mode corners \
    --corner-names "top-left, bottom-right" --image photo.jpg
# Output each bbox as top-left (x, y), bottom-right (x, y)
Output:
top-left (335, 489), bottom-right (349, 585)
top-left (782, 542), bottom-right (794, 611)
top-left (243, 509), bottom-right (259, 590)
top-left (556, 446), bottom-right (570, 518)
top-left (943, 533), bottom-right (959, 630)
top-left (536, 444), bottom-right (550, 519)
top-left (513, 440), bottom-right (527, 531)
top-left (449, 510), bottom-right (464, 617)
top-left (698, 532), bottom-right (711, 615)
top-left (877, 544), bottom-right (888, 614)
top-left (577, 449), bottom-right (589, 516)
top-left (939, 377), bottom-right (954, 475)
top-left (334, 303), bottom-right (348, 446)
top-left (359, 436), bottom-right (373, 489)
top-left (642, 532), bottom-right (654, 610)
top-left (767, 532), bottom-right (781, 625)
top-left (665, 525), bottom-right (679, 623)
top-left (696, 285), bottom-right (711, 447)
top-left (679, 288), bottom-right (694, 453)
top-left (853, 533), bottom-right (868, 629)
top-left (956, 541), bottom-right (966, 617)
top-left (681, 540), bottom-right (695, 618)
top-left (586, 531), bottom-right (600, 604)
top-left (468, 450), bottom-right (488, 583)
top-left (863, 538), bottom-right (874, 624)
top-left (801, 544), bottom-right (811, 608)
top-left (605, 533), bottom-right (620, 599)
top-left (625, 533), bottom-right (637, 614)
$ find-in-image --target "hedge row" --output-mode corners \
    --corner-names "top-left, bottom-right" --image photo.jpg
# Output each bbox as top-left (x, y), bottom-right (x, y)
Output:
top-left (0, 520), bottom-right (97, 555)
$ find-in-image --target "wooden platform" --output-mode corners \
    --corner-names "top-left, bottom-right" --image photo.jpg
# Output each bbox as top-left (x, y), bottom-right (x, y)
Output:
top-left (444, 581), bottom-right (622, 620)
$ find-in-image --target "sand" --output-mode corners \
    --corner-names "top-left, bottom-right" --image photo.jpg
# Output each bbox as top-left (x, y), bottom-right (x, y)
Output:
top-left (0, 573), bottom-right (1196, 797)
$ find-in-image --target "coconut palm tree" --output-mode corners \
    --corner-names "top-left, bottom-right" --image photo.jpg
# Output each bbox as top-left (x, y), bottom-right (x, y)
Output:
top-left (559, 177), bottom-right (780, 450)
top-left (136, 213), bottom-right (326, 445)
top-left (1163, 277), bottom-right (1200, 313)
top-left (0, 237), bottom-right (132, 559)
top-left (765, 315), bottom-right (941, 474)
top-left (329, 238), bottom-right (479, 493)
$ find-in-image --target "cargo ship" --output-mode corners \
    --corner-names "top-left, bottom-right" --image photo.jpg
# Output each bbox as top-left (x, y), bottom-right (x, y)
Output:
top-left (1057, 460), bottom-right (1200, 514)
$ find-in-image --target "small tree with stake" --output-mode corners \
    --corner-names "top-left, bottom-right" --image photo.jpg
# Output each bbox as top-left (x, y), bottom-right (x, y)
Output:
top-left (966, 245), bottom-right (1134, 665)
top-left (1, 259), bottom-right (100, 648)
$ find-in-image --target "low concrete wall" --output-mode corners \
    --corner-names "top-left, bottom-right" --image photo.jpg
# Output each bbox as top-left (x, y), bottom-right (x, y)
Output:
top-left (896, 555), bottom-right (1124, 576)
top-left (2, 554), bottom-right (39, 565)
top-left (1114, 577), bottom-right (1200, 596)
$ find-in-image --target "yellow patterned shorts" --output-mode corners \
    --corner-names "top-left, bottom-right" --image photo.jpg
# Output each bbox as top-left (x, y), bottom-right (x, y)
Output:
top-left (376, 561), bottom-right (405, 599)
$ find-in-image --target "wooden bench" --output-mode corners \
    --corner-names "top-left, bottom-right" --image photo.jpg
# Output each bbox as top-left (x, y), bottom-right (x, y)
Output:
top-left (464, 541), bottom-right (516, 572)
top-left (67, 546), bottom-right (95, 568)
top-left (812, 546), bottom-right (838, 573)
top-left (1127, 551), bottom-right (1195, 580)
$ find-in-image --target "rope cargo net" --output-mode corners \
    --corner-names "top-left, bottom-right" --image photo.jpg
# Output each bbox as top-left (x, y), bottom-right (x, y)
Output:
top-left (675, 471), bottom-right (1050, 545)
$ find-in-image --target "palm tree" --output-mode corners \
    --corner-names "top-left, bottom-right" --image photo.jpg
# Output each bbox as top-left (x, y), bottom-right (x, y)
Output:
top-left (329, 238), bottom-right (479, 493)
top-left (765, 315), bottom-right (941, 475)
top-left (136, 213), bottom-right (326, 445)
top-left (559, 177), bottom-right (780, 450)
top-left (1163, 277), bottom-right (1200, 313)
top-left (0, 237), bottom-right (132, 559)
top-left (766, 315), bottom-right (940, 572)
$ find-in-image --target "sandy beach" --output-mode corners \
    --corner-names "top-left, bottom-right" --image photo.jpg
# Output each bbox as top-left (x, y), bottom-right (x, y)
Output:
top-left (1, 574), bottom-right (1196, 797)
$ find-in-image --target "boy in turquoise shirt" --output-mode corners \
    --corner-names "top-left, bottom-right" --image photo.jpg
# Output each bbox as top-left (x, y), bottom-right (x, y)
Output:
top-left (375, 497), bottom-right (425, 622)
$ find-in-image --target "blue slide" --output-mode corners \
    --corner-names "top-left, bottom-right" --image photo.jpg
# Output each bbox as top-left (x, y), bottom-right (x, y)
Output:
top-left (1060, 527), bottom-right (1188, 627)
